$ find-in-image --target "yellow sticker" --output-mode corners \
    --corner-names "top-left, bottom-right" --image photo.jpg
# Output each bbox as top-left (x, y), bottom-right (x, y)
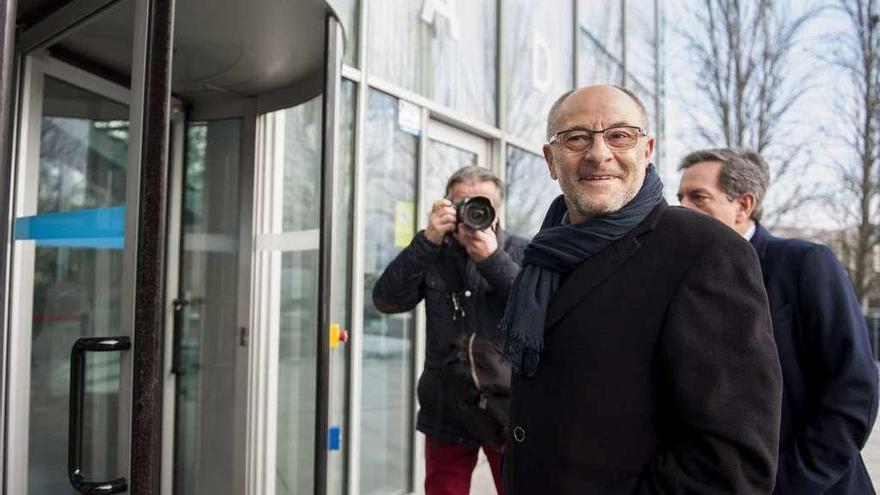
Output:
top-left (330, 323), bottom-right (340, 349)
top-left (394, 201), bottom-right (415, 248)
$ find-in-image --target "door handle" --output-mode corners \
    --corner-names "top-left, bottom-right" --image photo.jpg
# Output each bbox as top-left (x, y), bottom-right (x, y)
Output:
top-left (68, 336), bottom-right (130, 494)
top-left (171, 298), bottom-right (189, 374)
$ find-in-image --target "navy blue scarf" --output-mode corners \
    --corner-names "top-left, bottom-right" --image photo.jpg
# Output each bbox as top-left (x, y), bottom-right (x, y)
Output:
top-left (501, 165), bottom-right (665, 376)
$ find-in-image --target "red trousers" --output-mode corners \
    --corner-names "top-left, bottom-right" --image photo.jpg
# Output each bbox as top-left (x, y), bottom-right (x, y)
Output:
top-left (424, 436), bottom-right (504, 495)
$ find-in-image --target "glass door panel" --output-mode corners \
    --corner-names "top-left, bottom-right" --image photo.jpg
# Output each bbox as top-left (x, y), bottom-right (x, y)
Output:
top-left (174, 119), bottom-right (243, 494)
top-left (360, 89), bottom-right (418, 495)
top-left (275, 95), bottom-right (324, 495)
top-left (247, 95), bottom-right (325, 495)
top-left (9, 58), bottom-right (132, 495)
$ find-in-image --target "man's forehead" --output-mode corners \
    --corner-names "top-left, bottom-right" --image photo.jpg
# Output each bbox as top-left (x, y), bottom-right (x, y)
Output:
top-left (450, 180), bottom-right (499, 198)
top-left (556, 87), bottom-right (644, 126)
top-left (681, 161), bottom-right (724, 187)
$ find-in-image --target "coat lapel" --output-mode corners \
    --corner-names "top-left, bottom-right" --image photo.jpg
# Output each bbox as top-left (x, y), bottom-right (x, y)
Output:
top-left (544, 237), bottom-right (641, 329)
top-left (543, 202), bottom-right (668, 330)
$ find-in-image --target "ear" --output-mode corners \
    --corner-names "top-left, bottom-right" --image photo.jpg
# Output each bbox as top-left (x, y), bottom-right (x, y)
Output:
top-left (642, 134), bottom-right (655, 164)
top-left (736, 193), bottom-right (756, 222)
top-left (543, 144), bottom-right (557, 180)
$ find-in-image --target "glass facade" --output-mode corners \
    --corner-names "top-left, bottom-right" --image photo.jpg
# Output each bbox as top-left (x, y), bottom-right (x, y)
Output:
top-left (423, 140), bottom-right (477, 205)
top-left (505, 146), bottom-right (558, 240)
top-left (360, 89), bottom-right (417, 494)
top-left (503, 0), bottom-right (574, 150)
top-left (367, 0), bottom-right (498, 124)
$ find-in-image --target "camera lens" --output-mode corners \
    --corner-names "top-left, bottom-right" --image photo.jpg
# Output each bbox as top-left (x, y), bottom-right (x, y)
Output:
top-left (457, 196), bottom-right (495, 230)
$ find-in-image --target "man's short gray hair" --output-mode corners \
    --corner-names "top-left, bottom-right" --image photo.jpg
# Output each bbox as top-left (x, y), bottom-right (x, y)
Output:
top-left (545, 85), bottom-right (650, 140)
top-left (678, 148), bottom-right (770, 222)
top-left (445, 165), bottom-right (505, 202)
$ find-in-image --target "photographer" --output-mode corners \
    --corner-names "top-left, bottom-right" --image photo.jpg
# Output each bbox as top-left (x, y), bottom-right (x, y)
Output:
top-left (373, 166), bottom-right (526, 495)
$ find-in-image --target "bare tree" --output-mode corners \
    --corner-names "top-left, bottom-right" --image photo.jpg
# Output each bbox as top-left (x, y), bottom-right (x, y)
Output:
top-left (678, 0), bottom-right (820, 224)
top-left (827, 0), bottom-right (880, 309)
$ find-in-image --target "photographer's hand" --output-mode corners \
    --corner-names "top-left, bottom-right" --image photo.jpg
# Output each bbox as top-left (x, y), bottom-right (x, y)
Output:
top-left (425, 199), bottom-right (456, 246)
top-left (453, 224), bottom-right (498, 262)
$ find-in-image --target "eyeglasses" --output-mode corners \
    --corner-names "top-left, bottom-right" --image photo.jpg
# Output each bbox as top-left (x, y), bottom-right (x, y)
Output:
top-left (548, 125), bottom-right (647, 153)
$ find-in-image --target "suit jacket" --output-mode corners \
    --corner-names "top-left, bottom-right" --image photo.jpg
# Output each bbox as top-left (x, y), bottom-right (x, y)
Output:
top-left (503, 203), bottom-right (783, 495)
top-left (750, 224), bottom-right (879, 494)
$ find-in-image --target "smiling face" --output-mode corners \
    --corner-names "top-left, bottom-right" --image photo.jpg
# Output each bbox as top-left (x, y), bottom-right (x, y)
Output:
top-left (543, 86), bottom-right (654, 223)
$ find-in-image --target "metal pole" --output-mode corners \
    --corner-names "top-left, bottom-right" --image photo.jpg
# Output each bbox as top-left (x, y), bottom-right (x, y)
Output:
top-left (0, 0), bottom-right (17, 491)
top-left (573, 0), bottom-right (580, 86)
top-left (347, 0), bottom-right (370, 489)
top-left (128, 0), bottom-right (175, 491)
top-left (315, 13), bottom-right (343, 495)
top-left (621, 0), bottom-right (627, 87)
top-left (655, 0), bottom-right (665, 173)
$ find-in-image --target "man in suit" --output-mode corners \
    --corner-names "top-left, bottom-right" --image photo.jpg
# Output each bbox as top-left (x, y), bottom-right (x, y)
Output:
top-left (501, 85), bottom-right (783, 494)
top-left (678, 148), bottom-right (879, 494)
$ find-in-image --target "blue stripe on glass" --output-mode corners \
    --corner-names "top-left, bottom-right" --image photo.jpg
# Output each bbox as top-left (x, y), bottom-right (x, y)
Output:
top-left (14, 206), bottom-right (125, 249)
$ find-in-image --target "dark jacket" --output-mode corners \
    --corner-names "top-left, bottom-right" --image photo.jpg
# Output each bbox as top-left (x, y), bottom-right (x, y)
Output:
top-left (504, 203), bottom-right (783, 494)
top-left (372, 228), bottom-right (527, 443)
top-left (750, 224), bottom-right (879, 495)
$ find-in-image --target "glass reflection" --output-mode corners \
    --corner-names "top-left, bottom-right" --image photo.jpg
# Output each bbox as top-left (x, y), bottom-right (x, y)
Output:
top-left (175, 119), bottom-right (243, 495)
top-left (360, 89), bottom-right (417, 495)
top-left (338, 0), bottom-right (360, 67)
top-left (276, 95), bottom-right (324, 495)
top-left (277, 250), bottom-right (319, 495)
top-left (625, 0), bottom-right (658, 101)
top-left (283, 97), bottom-right (323, 232)
top-left (503, 0), bottom-right (574, 149)
top-left (578, 0), bottom-right (624, 62)
top-left (28, 76), bottom-right (128, 495)
top-left (579, 29), bottom-right (624, 87)
top-left (367, 0), bottom-right (497, 124)
top-left (423, 140), bottom-right (476, 216)
top-left (505, 146), bottom-right (558, 239)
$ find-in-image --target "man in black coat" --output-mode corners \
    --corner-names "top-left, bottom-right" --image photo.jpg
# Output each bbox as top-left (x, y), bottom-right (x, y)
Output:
top-left (678, 148), bottom-right (879, 494)
top-left (373, 166), bottom-right (527, 495)
top-left (501, 85), bottom-right (783, 494)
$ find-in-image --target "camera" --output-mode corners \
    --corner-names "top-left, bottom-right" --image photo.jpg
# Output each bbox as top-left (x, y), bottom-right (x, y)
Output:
top-left (454, 196), bottom-right (496, 230)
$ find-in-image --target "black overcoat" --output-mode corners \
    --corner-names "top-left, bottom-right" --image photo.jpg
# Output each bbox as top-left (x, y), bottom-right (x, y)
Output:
top-left (751, 224), bottom-right (879, 494)
top-left (503, 203), bottom-right (783, 494)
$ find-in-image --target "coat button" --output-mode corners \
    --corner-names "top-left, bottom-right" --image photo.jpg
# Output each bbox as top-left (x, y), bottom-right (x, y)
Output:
top-left (513, 426), bottom-right (526, 442)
